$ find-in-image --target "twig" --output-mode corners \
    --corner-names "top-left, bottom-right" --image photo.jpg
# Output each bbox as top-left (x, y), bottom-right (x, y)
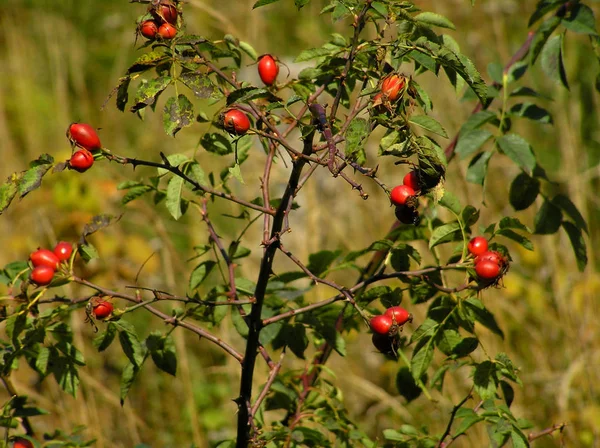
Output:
top-left (72, 277), bottom-right (244, 363)
top-left (437, 391), bottom-right (472, 448)
top-left (251, 351), bottom-right (285, 417)
top-left (528, 423), bottom-right (567, 443)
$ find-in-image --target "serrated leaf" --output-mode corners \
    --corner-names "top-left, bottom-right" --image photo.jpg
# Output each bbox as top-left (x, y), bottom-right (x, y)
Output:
top-left (36, 347), bottom-right (50, 376)
top-left (496, 229), bottom-right (534, 251)
top-left (228, 164), bottom-right (245, 184)
top-left (553, 194), bottom-right (588, 234)
top-left (81, 214), bottom-right (121, 242)
top-left (146, 332), bottom-right (177, 376)
top-left (496, 134), bottom-right (536, 174)
top-left (461, 205), bottom-right (480, 227)
top-left (0, 175), bottom-right (20, 214)
top-left (429, 222), bottom-right (461, 248)
top-left (456, 129), bottom-right (493, 160)
top-left (227, 87), bottom-right (276, 106)
top-left (509, 172), bottom-right (540, 211)
top-left (122, 185), bottom-right (153, 205)
top-left (93, 322), bottom-right (117, 352)
top-left (509, 102), bottom-right (553, 124)
top-left (78, 243), bottom-right (98, 262)
top-left (464, 297), bottom-right (504, 338)
top-left (200, 132), bottom-right (233, 155)
top-left (166, 176), bottom-right (185, 220)
top-left (541, 34), bottom-right (569, 89)
top-left (18, 154), bottom-right (54, 198)
top-left (409, 115), bottom-right (448, 138)
top-left (561, 4), bottom-right (598, 35)
top-left (453, 409), bottom-right (483, 437)
top-left (562, 221), bottom-right (587, 271)
top-left (116, 322), bottom-right (145, 367)
top-left (120, 362), bottom-right (140, 405)
top-left (179, 72), bottom-right (215, 99)
top-left (411, 338), bottom-right (434, 380)
top-left (415, 12), bottom-right (455, 30)
top-left (467, 151), bottom-right (492, 185)
top-left (474, 361), bottom-right (497, 400)
top-left (345, 118), bottom-right (368, 164)
top-left (157, 154), bottom-right (189, 176)
top-left (130, 76), bottom-right (172, 113)
top-left (396, 367), bottom-right (423, 402)
top-left (534, 198), bottom-right (562, 234)
top-left (189, 260), bottom-right (216, 291)
top-left (163, 95), bottom-right (194, 136)
top-left (498, 216), bottom-right (530, 232)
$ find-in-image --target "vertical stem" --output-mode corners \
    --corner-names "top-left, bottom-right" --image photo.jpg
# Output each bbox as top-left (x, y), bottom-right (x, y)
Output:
top-left (236, 129), bottom-right (316, 447)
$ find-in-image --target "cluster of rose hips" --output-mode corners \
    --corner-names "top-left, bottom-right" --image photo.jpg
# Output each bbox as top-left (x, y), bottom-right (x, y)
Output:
top-left (390, 170), bottom-right (420, 225)
top-left (138, 0), bottom-right (179, 41)
top-left (67, 123), bottom-right (101, 172)
top-left (467, 236), bottom-right (509, 282)
top-left (218, 54), bottom-right (280, 137)
top-left (29, 242), bottom-right (73, 286)
top-left (370, 306), bottom-right (413, 354)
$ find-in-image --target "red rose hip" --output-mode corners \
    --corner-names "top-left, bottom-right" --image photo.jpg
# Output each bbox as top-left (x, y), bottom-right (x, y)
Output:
top-left (381, 74), bottom-right (405, 101)
top-left (403, 171), bottom-right (419, 191)
top-left (222, 109), bottom-right (251, 135)
top-left (67, 123), bottom-right (101, 150)
top-left (69, 149), bottom-right (94, 172)
top-left (384, 306), bottom-right (412, 326)
top-left (30, 265), bottom-right (55, 286)
top-left (139, 20), bottom-right (159, 39)
top-left (257, 54), bottom-right (279, 86)
top-left (13, 438), bottom-right (34, 448)
top-left (370, 314), bottom-right (393, 335)
top-left (153, 3), bottom-right (178, 24)
top-left (475, 250), bottom-right (503, 267)
top-left (158, 22), bottom-right (177, 39)
top-left (54, 241), bottom-right (74, 262)
top-left (93, 300), bottom-right (114, 319)
top-left (467, 237), bottom-right (489, 257)
top-left (30, 249), bottom-right (60, 270)
top-left (390, 185), bottom-right (415, 207)
top-left (475, 259), bottom-right (501, 280)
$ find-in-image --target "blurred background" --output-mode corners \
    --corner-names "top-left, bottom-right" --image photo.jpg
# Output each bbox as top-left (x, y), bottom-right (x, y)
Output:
top-left (0, 0), bottom-right (598, 446)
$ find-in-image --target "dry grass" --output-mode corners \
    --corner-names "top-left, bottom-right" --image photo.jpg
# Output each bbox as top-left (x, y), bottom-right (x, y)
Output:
top-left (0, 0), bottom-right (598, 446)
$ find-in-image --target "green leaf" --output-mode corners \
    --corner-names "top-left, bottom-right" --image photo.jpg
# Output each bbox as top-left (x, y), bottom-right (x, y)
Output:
top-left (179, 72), bottom-right (216, 99)
top-left (146, 332), bottom-right (177, 376)
top-left (409, 115), bottom-right (448, 138)
top-left (396, 366), bottom-right (424, 402)
top-left (464, 297), bottom-right (504, 338)
top-left (534, 198), bottom-right (562, 234)
top-left (461, 205), bottom-right (480, 227)
top-left (273, 323), bottom-right (308, 359)
top-left (166, 176), bottom-right (185, 220)
top-left (163, 95), bottom-right (194, 136)
top-left (466, 151), bottom-right (492, 185)
top-left (295, 46), bottom-right (338, 62)
top-left (439, 191), bottom-right (462, 215)
top-left (227, 87), bottom-right (275, 106)
top-left (122, 185), bottom-right (153, 205)
top-left (455, 129), bottom-right (493, 160)
top-left (93, 323), bottom-right (117, 352)
top-left (511, 429), bottom-right (529, 448)
top-left (115, 321), bottom-right (146, 368)
top-left (461, 111), bottom-right (496, 132)
top-left (18, 154), bottom-right (54, 198)
top-left (157, 154), bottom-right (189, 176)
top-left (130, 76), bottom-right (172, 113)
top-left (411, 318), bottom-right (440, 344)
top-left (345, 118), bottom-right (369, 164)
top-left (35, 347), bottom-right (50, 376)
top-left (200, 132), bottom-right (233, 155)
top-left (184, 161), bottom-right (208, 187)
top-left (509, 102), bottom-right (553, 124)
top-left (453, 409), bottom-right (483, 437)
top-left (228, 164), bottom-right (245, 184)
top-left (415, 12), bottom-right (455, 30)
top-left (239, 41), bottom-right (258, 60)
top-left (306, 250), bottom-right (341, 277)
top-left (411, 338), bottom-right (434, 380)
top-left (0, 174), bottom-right (20, 214)
top-left (496, 134), bottom-right (536, 174)
top-left (561, 4), bottom-right (598, 35)
top-left (509, 172), bottom-right (540, 211)
top-left (120, 362), bottom-right (141, 405)
top-left (496, 229), bottom-right (534, 251)
top-left (541, 34), bottom-right (569, 89)
top-left (498, 216), bottom-right (530, 233)
top-left (473, 361), bottom-right (497, 400)
top-left (189, 261), bottom-right (216, 291)
top-left (530, 16), bottom-right (561, 64)
top-left (53, 358), bottom-right (80, 397)
top-left (79, 243), bottom-right (99, 263)
top-left (429, 222), bottom-right (461, 249)
top-left (562, 221), bottom-right (587, 271)
top-left (253, 0), bottom-right (281, 8)
top-left (553, 194), bottom-right (588, 234)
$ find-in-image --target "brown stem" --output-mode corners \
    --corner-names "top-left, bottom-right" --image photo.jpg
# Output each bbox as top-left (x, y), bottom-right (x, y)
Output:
top-left (528, 423), bottom-right (567, 442)
top-left (436, 391), bottom-right (473, 448)
top-left (251, 351), bottom-right (285, 417)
